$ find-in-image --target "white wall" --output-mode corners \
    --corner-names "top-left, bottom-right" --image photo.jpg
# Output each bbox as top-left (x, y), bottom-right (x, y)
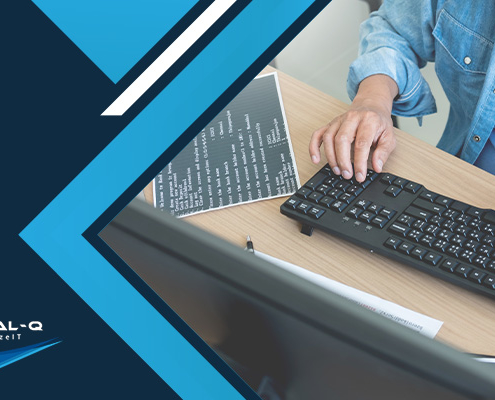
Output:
top-left (274, 0), bottom-right (449, 147)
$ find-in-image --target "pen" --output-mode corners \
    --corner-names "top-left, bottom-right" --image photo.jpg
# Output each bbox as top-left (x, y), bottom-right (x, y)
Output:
top-left (246, 235), bottom-right (255, 254)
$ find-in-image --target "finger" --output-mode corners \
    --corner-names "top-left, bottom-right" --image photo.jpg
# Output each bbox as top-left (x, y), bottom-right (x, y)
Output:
top-left (334, 118), bottom-right (360, 179)
top-left (353, 124), bottom-right (375, 182)
top-left (321, 120), bottom-right (342, 175)
top-left (371, 127), bottom-right (397, 173)
top-left (309, 124), bottom-right (328, 164)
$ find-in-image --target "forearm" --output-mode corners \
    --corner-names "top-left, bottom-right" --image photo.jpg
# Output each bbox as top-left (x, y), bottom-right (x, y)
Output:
top-left (353, 74), bottom-right (399, 115)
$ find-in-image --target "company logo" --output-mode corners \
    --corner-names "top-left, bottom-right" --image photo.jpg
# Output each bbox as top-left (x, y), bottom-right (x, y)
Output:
top-left (0, 321), bottom-right (43, 341)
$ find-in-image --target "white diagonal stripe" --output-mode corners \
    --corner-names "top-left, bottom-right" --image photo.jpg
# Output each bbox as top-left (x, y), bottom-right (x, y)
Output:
top-left (102, 0), bottom-right (237, 116)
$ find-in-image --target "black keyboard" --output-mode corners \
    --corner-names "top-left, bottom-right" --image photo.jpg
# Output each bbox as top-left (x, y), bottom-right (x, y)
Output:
top-left (280, 164), bottom-right (495, 299)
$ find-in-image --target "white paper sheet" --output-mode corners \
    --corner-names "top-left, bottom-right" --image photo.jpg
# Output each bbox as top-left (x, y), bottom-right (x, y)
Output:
top-left (256, 251), bottom-right (444, 338)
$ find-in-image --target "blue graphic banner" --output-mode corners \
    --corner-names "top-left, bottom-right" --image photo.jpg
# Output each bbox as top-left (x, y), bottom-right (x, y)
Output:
top-left (5, 0), bottom-right (332, 397)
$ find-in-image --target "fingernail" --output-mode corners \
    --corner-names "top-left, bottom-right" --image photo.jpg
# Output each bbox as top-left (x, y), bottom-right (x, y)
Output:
top-left (377, 159), bottom-right (383, 171)
top-left (311, 155), bottom-right (318, 163)
top-left (356, 172), bottom-right (364, 182)
top-left (342, 170), bottom-right (352, 180)
top-left (333, 166), bottom-right (341, 175)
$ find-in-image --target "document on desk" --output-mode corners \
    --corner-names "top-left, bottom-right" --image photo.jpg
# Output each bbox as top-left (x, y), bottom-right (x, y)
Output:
top-left (256, 252), bottom-right (443, 338)
top-left (153, 72), bottom-right (300, 217)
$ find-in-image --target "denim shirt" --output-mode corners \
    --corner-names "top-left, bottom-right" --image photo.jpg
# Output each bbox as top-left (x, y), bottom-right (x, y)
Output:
top-left (347, 0), bottom-right (495, 165)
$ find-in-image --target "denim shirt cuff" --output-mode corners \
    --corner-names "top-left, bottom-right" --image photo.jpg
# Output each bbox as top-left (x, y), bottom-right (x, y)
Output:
top-left (347, 49), bottom-right (437, 119)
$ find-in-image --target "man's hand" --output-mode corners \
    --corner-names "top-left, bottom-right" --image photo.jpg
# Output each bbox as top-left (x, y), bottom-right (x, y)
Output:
top-left (309, 74), bottom-right (399, 182)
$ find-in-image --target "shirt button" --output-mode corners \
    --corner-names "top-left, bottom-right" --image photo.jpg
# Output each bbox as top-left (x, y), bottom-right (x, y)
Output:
top-left (464, 56), bottom-right (472, 65)
top-left (473, 135), bottom-right (481, 142)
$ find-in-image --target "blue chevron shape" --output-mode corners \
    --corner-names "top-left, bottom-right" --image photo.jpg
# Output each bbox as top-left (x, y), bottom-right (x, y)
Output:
top-left (0, 339), bottom-right (61, 370)
top-left (22, 0), bottom-right (330, 398)
top-left (32, 0), bottom-right (198, 82)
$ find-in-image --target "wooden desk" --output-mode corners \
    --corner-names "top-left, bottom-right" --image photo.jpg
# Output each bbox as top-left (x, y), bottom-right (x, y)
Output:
top-left (145, 66), bottom-right (495, 356)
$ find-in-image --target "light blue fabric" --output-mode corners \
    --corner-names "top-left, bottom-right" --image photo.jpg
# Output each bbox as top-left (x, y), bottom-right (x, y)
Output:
top-left (474, 129), bottom-right (495, 174)
top-left (347, 0), bottom-right (495, 170)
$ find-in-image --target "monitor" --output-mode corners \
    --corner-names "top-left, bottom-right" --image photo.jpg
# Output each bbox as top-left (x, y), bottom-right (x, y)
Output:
top-left (100, 199), bottom-right (495, 399)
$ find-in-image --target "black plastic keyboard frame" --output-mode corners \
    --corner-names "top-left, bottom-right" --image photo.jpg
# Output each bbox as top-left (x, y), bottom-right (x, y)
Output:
top-left (280, 164), bottom-right (495, 300)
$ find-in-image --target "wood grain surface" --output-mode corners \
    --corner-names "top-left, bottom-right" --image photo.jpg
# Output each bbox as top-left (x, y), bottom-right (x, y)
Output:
top-left (144, 66), bottom-right (495, 356)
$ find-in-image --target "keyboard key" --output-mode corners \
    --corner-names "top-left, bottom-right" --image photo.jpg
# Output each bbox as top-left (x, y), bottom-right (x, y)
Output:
top-left (412, 220), bottom-right (427, 231)
top-left (449, 234), bottom-right (466, 247)
top-left (384, 237), bottom-right (402, 250)
top-left (296, 187), bottom-right (312, 199)
top-left (482, 236), bottom-right (495, 246)
top-left (433, 239), bottom-right (449, 252)
top-left (435, 196), bottom-right (453, 207)
top-left (455, 214), bottom-right (470, 225)
top-left (420, 235), bottom-right (436, 247)
top-left (284, 197), bottom-right (300, 209)
top-left (404, 206), bottom-right (431, 221)
top-left (478, 245), bottom-right (493, 257)
top-left (379, 208), bottom-right (396, 220)
top-left (308, 192), bottom-right (323, 203)
top-left (459, 249), bottom-right (475, 263)
top-left (296, 202), bottom-right (312, 214)
top-left (325, 176), bottom-right (341, 186)
top-left (451, 201), bottom-right (469, 213)
top-left (445, 244), bottom-right (462, 258)
top-left (371, 216), bottom-right (387, 228)
top-left (398, 242), bottom-right (415, 255)
top-left (465, 239), bottom-right (480, 252)
top-left (482, 210), bottom-right (495, 224)
top-left (316, 184), bottom-right (331, 194)
top-left (328, 188), bottom-right (343, 199)
top-left (412, 198), bottom-right (445, 215)
top-left (319, 196), bottom-right (334, 208)
top-left (442, 209), bottom-right (459, 220)
top-left (335, 181), bottom-right (350, 191)
top-left (381, 174), bottom-right (395, 184)
top-left (309, 207), bottom-right (325, 219)
top-left (393, 177), bottom-right (408, 188)
top-left (472, 255), bottom-right (489, 268)
top-left (420, 190), bottom-right (438, 202)
top-left (468, 219), bottom-right (482, 230)
top-left (358, 211), bottom-right (375, 223)
top-left (398, 214), bottom-right (415, 226)
top-left (429, 215), bottom-right (444, 226)
top-left (455, 225), bottom-right (469, 236)
top-left (366, 169), bottom-right (379, 181)
top-left (404, 182), bottom-right (422, 193)
top-left (441, 220), bottom-right (456, 232)
top-left (437, 229), bottom-right (454, 241)
top-left (367, 203), bottom-right (383, 214)
top-left (481, 223), bottom-right (495, 236)
top-left (411, 247), bottom-right (428, 260)
top-left (347, 207), bottom-right (362, 219)
top-left (305, 173), bottom-right (326, 190)
top-left (454, 265), bottom-right (472, 278)
top-left (330, 200), bottom-right (346, 213)
top-left (483, 275), bottom-right (495, 289)
top-left (467, 207), bottom-right (483, 219)
top-left (487, 260), bottom-right (495, 272)
top-left (440, 259), bottom-right (458, 272)
top-left (339, 193), bottom-right (355, 204)
top-left (322, 164), bottom-right (333, 174)
top-left (385, 185), bottom-right (402, 197)
top-left (407, 230), bottom-right (423, 242)
top-left (424, 252), bottom-right (442, 266)
top-left (425, 225), bottom-right (440, 236)
top-left (356, 199), bottom-right (371, 209)
top-left (347, 185), bottom-right (363, 196)
top-left (388, 223), bottom-right (410, 237)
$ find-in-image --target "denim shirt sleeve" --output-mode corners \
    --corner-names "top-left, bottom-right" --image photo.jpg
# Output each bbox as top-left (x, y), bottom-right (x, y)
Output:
top-left (347, 0), bottom-right (438, 119)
